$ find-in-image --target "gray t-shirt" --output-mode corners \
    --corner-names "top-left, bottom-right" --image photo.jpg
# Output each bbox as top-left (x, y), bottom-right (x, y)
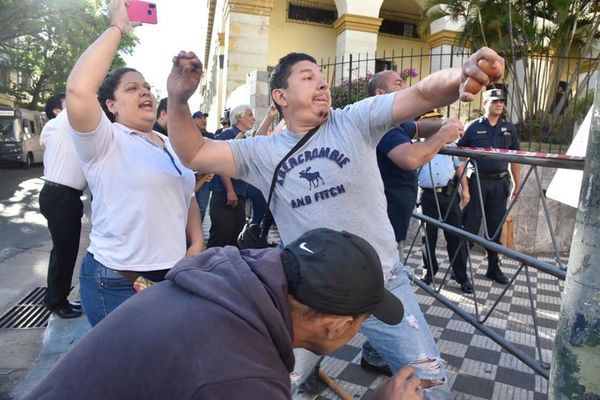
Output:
top-left (229, 93), bottom-right (398, 278)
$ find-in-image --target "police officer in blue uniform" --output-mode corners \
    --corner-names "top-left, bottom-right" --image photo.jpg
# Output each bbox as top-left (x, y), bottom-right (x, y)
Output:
top-left (419, 153), bottom-right (473, 293)
top-left (458, 88), bottom-right (521, 284)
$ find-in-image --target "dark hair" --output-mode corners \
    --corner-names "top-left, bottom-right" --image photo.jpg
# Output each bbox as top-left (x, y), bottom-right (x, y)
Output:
top-left (44, 93), bottom-right (65, 119)
top-left (98, 67), bottom-right (138, 122)
top-left (156, 97), bottom-right (168, 119)
top-left (367, 70), bottom-right (394, 97)
top-left (269, 52), bottom-right (317, 114)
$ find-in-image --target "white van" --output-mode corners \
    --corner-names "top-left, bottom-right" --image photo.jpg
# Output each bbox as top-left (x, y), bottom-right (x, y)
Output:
top-left (0, 108), bottom-right (47, 168)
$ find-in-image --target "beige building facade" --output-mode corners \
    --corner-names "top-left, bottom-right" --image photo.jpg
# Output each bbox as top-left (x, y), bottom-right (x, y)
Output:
top-left (199, 0), bottom-right (463, 128)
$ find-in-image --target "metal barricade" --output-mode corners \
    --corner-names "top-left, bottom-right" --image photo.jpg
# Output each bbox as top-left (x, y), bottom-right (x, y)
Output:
top-left (406, 147), bottom-right (584, 379)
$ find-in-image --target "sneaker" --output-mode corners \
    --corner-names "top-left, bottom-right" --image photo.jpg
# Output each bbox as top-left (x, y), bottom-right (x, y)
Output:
top-left (485, 271), bottom-right (509, 285)
top-left (420, 275), bottom-right (433, 285)
top-left (360, 357), bottom-right (393, 377)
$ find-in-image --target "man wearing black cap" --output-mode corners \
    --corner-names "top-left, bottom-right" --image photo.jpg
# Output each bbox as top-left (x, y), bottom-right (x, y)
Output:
top-left (23, 228), bottom-right (422, 400)
top-left (458, 88), bottom-right (521, 284)
top-left (192, 111), bottom-right (214, 139)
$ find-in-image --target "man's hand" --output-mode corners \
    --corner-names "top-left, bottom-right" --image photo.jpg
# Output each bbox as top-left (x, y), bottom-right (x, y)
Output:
top-left (459, 47), bottom-right (505, 102)
top-left (460, 187), bottom-right (471, 209)
top-left (439, 118), bottom-right (464, 143)
top-left (374, 366), bottom-right (423, 400)
top-left (226, 190), bottom-right (238, 208)
top-left (186, 242), bottom-right (204, 257)
top-left (167, 51), bottom-right (203, 104)
top-left (511, 183), bottom-right (521, 201)
top-left (267, 103), bottom-right (279, 120)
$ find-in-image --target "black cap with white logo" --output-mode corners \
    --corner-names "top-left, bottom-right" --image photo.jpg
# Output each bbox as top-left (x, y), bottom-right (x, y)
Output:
top-left (281, 228), bottom-right (404, 325)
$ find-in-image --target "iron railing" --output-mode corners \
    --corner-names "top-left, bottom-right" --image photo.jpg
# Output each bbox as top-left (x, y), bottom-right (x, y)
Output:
top-left (320, 48), bottom-right (598, 154)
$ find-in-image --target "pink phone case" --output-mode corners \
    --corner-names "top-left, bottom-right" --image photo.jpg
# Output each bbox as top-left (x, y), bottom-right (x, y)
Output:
top-left (127, 1), bottom-right (157, 24)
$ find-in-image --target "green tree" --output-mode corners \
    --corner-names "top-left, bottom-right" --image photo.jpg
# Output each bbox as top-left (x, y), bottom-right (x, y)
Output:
top-left (0, 0), bottom-right (54, 51)
top-left (0, 0), bottom-right (137, 110)
top-left (420, 0), bottom-right (600, 149)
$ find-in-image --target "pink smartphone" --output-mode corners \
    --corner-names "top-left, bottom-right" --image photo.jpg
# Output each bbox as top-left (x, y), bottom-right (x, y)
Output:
top-left (127, 1), bottom-right (157, 24)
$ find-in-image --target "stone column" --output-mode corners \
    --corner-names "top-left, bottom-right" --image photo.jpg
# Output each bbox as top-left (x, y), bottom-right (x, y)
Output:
top-left (246, 70), bottom-right (270, 130)
top-left (426, 17), bottom-right (471, 122)
top-left (426, 16), bottom-right (465, 73)
top-left (333, 0), bottom-right (384, 83)
top-left (222, 0), bottom-right (273, 102)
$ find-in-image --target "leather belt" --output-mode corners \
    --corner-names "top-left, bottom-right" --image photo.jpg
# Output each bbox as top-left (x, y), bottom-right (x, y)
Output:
top-left (422, 186), bottom-right (448, 193)
top-left (43, 180), bottom-right (83, 195)
top-left (478, 171), bottom-right (509, 180)
top-left (118, 269), bottom-right (169, 283)
top-left (118, 271), bottom-right (142, 283)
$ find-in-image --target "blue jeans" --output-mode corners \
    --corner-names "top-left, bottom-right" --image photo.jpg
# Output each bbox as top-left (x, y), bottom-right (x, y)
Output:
top-left (79, 252), bottom-right (136, 327)
top-left (292, 265), bottom-right (451, 399)
top-left (196, 185), bottom-right (211, 221)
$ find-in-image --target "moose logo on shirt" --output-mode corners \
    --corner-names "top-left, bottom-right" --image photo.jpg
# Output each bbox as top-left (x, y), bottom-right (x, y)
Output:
top-left (281, 146), bottom-right (350, 209)
top-left (298, 167), bottom-right (325, 190)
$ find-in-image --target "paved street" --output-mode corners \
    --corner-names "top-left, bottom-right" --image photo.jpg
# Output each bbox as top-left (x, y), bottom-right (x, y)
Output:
top-left (0, 166), bottom-right (48, 262)
top-left (0, 165), bottom-right (91, 399)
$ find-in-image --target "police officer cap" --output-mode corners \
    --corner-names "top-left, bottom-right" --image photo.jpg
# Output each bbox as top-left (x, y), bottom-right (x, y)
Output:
top-left (483, 88), bottom-right (505, 101)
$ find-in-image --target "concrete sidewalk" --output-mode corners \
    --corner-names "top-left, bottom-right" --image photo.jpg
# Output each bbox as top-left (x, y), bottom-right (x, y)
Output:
top-left (1, 237), bottom-right (91, 400)
top-left (0, 189), bottom-right (92, 400)
top-left (9, 313), bottom-right (91, 399)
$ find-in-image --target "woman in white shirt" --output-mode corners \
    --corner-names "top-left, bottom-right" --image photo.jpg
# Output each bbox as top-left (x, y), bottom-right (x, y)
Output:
top-left (65, 0), bottom-right (204, 326)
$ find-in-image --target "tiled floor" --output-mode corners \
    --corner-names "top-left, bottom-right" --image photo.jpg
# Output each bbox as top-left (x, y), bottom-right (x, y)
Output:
top-left (293, 246), bottom-right (564, 400)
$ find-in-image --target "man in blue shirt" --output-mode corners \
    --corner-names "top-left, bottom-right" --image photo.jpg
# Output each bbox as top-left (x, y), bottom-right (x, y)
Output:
top-left (368, 71), bottom-right (463, 262)
top-left (363, 70), bottom-right (465, 376)
top-left (418, 153), bottom-right (472, 293)
top-left (458, 88), bottom-right (521, 285)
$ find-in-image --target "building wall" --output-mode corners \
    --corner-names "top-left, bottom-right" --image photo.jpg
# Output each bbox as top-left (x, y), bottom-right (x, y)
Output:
top-left (267, 0), bottom-right (337, 66)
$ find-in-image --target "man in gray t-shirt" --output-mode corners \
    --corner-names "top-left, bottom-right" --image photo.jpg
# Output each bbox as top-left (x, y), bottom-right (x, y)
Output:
top-left (167, 49), bottom-right (505, 399)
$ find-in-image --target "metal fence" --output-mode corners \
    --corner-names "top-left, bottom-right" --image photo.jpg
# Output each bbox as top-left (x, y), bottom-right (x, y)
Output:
top-left (404, 148), bottom-right (585, 379)
top-left (319, 48), bottom-right (598, 154)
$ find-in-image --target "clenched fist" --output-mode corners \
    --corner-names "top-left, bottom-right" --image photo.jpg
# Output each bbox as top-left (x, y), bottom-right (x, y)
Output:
top-left (167, 51), bottom-right (203, 104)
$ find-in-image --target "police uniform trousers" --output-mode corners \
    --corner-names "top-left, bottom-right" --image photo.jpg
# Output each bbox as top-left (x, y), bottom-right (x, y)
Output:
top-left (421, 188), bottom-right (469, 283)
top-left (39, 183), bottom-right (84, 309)
top-left (462, 175), bottom-right (511, 274)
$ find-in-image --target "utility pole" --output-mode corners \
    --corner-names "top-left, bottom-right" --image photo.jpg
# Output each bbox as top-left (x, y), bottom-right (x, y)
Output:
top-left (549, 75), bottom-right (600, 398)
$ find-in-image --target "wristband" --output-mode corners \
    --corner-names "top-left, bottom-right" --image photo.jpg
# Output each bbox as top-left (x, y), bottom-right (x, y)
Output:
top-left (110, 24), bottom-right (126, 38)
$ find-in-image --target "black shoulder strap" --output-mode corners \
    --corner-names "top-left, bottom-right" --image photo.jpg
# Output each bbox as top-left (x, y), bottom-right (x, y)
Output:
top-left (266, 126), bottom-right (319, 206)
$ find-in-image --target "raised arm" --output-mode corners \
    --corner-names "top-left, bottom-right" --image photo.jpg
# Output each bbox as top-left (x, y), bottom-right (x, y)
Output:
top-left (166, 52), bottom-right (237, 177)
top-left (391, 47), bottom-right (504, 126)
top-left (253, 104), bottom-right (279, 136)
top-left (387, 118), bottom-right (463, 170)
top-left (66, 0), bottom-right (133, 133)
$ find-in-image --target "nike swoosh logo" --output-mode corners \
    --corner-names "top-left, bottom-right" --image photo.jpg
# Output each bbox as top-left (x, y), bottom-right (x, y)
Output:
top-left (299, 242), bottom-right (314, 254)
